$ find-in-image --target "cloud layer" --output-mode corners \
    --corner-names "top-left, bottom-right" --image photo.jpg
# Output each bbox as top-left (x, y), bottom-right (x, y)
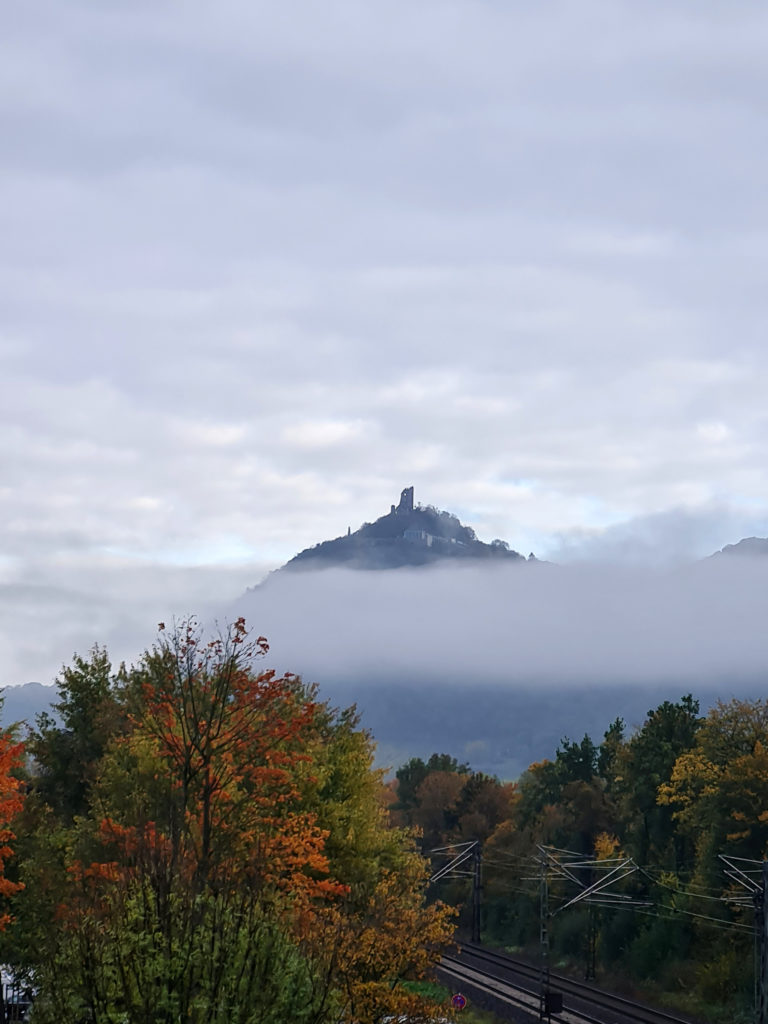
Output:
top-left (3, 2), bottom-right (768, 683)
top-left (232, 558), bottom-right (768, 690)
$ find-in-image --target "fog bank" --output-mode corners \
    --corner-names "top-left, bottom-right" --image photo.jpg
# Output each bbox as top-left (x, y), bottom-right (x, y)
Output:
top-left (231, 558), bottom-right (768, 688)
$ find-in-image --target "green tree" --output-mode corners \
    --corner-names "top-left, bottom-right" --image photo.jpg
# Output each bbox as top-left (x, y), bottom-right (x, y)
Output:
top-left (597, 717), bottom-right (625, 791)
top-left (614, 695), bottom-right (701, 868)
top-left (556, 734), bottom-right (599, 784)
top-left (30, 645), bottom-right (122, 822)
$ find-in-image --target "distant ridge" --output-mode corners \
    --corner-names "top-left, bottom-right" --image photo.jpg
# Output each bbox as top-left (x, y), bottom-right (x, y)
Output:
top-left (0, 681), bottom-right (55, 729)
top-left (710, 537), bottom-right (768, 559)
top-left (280, 486), bottom-right (526, 572)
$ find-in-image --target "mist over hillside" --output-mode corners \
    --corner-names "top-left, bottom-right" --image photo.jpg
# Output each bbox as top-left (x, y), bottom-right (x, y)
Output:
top-left (234, 557), bottom-right (768, 687)
top-left (224, 553), bottom-right (768, 776)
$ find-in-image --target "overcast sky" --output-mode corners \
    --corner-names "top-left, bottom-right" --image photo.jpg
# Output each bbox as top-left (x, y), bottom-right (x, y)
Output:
top-left (3, 1), bottom-right (768, 686)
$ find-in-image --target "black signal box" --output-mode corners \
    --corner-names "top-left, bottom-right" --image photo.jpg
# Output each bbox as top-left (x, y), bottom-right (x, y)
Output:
top-left (544, 990), bottom-right (563, 1014)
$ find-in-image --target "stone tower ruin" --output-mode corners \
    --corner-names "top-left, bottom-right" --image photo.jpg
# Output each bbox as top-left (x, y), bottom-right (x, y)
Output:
top-left (397, 486), bottom-right (414, 514)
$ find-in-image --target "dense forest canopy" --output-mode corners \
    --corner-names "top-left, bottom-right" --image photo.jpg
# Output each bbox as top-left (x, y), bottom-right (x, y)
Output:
top-left (388, 694), bottom-right (768, 1024)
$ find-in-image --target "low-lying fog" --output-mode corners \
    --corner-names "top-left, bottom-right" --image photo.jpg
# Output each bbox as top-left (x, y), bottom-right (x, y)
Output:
top-left (231, 558), bottom-right (768, 688)
top-left (224, 558), bottom-right (768, 777)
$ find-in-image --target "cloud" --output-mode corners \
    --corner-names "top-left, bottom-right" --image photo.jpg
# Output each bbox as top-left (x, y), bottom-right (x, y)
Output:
top-left (281, 418), bottom-right (374, 450)
top-left (2, 1), bottom-right (768, 689)
top-left (547, 505), bottom-right (768, 567)
top-left (0, 561), bottom-right (267, 688)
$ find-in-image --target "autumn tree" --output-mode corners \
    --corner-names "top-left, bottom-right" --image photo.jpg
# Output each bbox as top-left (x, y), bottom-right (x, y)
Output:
top-left (0, 716), bottom-right (27, 1024)
top-left (597, 717), bottom-right (625, 793)
top-left (29, 618), bottom-right (341, 1024)
top-left (659, 698), bottom-right (768, 883)
top-left (293, 702), bottom-right (456, 1021)
top-left (18, 620), bottom-right (455, 1024)
top-left (394, 753), bottom-right (470, 822)
top-left (0, 731), bottom-right (25, 914)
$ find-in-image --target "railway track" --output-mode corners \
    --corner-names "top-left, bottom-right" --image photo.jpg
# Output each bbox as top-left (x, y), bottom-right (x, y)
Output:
top-left (438, 943), bottom-right (706, 1024)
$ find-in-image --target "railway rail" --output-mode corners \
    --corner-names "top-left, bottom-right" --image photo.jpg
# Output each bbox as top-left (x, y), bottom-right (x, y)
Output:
top-left (438, 943), bottom-right (706, 1024)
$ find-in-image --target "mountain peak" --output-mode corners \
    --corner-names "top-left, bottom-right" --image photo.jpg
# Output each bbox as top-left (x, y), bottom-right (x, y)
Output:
top-left (711, 536), bottom-right (768, 559)
top-left (281, 487), bottom-right (524, 572)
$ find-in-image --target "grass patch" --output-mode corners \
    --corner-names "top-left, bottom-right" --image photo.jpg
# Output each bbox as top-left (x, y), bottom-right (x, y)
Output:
top-left (401, 979), bottom-right (508, 1022)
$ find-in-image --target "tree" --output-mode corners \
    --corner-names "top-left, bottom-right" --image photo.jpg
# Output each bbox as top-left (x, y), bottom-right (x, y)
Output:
top-left (0, 719), bottom-right (26, 1024)
top-left (29, 618), bottom-right (341, 1024)
top-left (453, 772), bottom-right (515, 844)
top-left (613, 695), bottom-right (701, 868)
top-left (395, 753), bottom-right (470, 820)
top-left (310, 858), bottom-right (455, 1023)
top-left (411, 771), bottom-right (466, 850)
top-left (30, 644), bottom-right (122, 822)
top-left (555, 734), bottom-right (599, 785)
top-left (597, 717), bottom-right (625, 790)
top-left (296, 703), bottom-right (456, 1021)
top-left (0, 729), bottom-right (25, 927)
top-left (19, 620), bottom-right (455, 1024)
top-left (659, 698), bottom-right (768, 883)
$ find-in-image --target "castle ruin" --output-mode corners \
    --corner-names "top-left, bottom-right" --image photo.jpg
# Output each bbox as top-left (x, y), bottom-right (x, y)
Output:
top-left (391, 486), bottom-right (414, 516)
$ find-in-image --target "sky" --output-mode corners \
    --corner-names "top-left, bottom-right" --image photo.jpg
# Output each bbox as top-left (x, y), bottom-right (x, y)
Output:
top-left (3, 1), bottom-right (768, 687)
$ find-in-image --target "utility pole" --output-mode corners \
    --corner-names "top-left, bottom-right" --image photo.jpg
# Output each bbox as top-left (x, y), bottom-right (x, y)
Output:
top-left (585, 901), bottom-right (597, 981)
top-left (535, 845), bottom-right (644, 1021)
top-left (759, 862), bottom-right (768, 1024)
top-left (471, 843), bottom-right (483, 944)
top-left (539, 848), bottom-right (550, 1023)
top-left (720, 855), bottom-right (768, 1024)
top-left (585, 861), bottom-right (596, 981)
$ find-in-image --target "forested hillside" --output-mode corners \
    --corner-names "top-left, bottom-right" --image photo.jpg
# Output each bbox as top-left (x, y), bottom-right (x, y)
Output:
top-left (391, 697), bottom-right (768, 1024)
top-left (281, 487), bottom-right (525, 571)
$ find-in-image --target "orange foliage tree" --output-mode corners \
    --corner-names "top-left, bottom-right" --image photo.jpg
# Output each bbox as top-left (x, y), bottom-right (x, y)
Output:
top-left (28, 619), bottom-right (348, 1023)
top-left (0, 731), bottom-right (25, 929)
top-left (26, 620), bottom-right (454, 1024)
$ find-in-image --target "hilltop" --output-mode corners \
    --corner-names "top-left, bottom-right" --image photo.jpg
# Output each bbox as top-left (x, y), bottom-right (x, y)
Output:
top-left (710, 536), bottom-right (768, 559)
top-left (281, 486), bottom-right (526, 571)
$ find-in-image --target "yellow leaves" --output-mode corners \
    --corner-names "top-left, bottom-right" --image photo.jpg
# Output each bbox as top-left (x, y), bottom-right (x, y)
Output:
top-left (299, 846), bottom-right (455, 1021)
top-left (658, 699), bottom-right (768, 859)
top-left (726, 829), bottom-right (751, 843)
top-left (342, 980), bottom-right (449, 1024)
top-left (658, 750), bottom-right (722, 817)
top-left (593, 832), bottom-right (621, 860)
